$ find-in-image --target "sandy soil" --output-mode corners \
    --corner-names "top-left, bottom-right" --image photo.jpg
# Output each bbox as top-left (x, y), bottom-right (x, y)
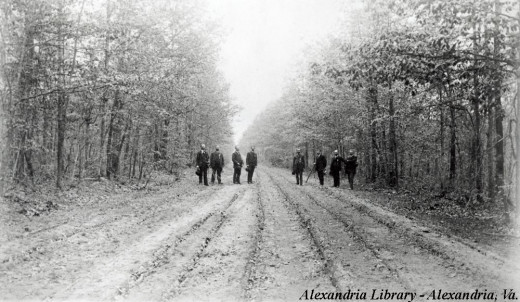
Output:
top-left (1, 167), bottom-right (518, 302)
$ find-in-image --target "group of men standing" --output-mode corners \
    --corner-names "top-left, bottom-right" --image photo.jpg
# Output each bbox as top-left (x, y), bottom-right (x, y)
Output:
top-left (196, 143), bottom-right (357, 189)
top-left (293, 149), bottom-right (358, 189)
top-left (195, 144), bottom-right (257, 185)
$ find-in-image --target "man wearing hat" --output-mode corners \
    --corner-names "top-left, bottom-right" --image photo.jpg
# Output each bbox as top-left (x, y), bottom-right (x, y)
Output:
top-left (344, 149), bottom-right (358, 190)
top-left (292, 148), bottom-right (305, 185)
top-left (246, 146), bottom-right (258, 184)
top-left (329, 150), bottom-right (345, 187)
top-left (314, 150), bottom-right (327, 186)
top-left (232, 146), bottom-right (244, 184)
top-left (210, 145), bottom-right (224, 184)
top-left (196, 144), bottom-right (210, 186)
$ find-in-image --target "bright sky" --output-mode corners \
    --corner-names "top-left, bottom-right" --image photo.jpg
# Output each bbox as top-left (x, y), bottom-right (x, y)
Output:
top-left (206, 0), bottom-right (346, 144)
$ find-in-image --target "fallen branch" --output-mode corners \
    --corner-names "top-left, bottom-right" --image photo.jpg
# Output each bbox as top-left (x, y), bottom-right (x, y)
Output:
top-left (27, 219), bottom-right (70, 236)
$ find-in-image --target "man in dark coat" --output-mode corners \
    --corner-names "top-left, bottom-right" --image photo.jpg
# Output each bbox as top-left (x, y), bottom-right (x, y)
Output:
top-left (210, 145), bottom-right (224, 184)
top-left (292, 148), bottom-right (305, 185)
top-left (232, 146), bottom-right (243, 184)
top-left (329, 150), bottom-right (344, 187)
top-left (314, 150), bottom-right (327, 186)
top-left (196, 144), bottom-right (210, 186)
top-left (344, 149), bottom-right (358, 190)
top-left (246, 146), bottom-right (257, 184)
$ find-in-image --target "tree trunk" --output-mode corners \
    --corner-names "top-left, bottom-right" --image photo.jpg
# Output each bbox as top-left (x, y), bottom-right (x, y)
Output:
top-left (98, 0), bottom-right (111, 178)
top-left (449, 102), bottom-right (456, 187)
top-left (56, 2), bottom-right (67, 189)
top-left (98, 99), bottom-right (107, 178)
top-left (42, 98), bottom-right (51, 165)
top-left (487, 104), bottom-right (495, 199)
top-left (369, 85), bottom-right (377, 182)
top-left (122, 123), bottom-right (132, 177)
top-left (471, 97), bottom-right (483, 195)
top-left (471, 23), bottom-right (483, 199)
top-left (380, 125), bottom-right (387, 178)
top-left (116, 120), bottom-right (130, 176)
top-left (474, 22), bottom-right (484, 200)
top-left (494, 0), bottom-right (505, 202)
top-left (516, 65), bottom-right (520, 214)
top-left (439, 88), bottom-right (445, 191)
top-left (515, 0), bottom-right (520, 218)
top-left (305, 141), bottom-right (309, 169)
top-left (131, 127), bottom-right (139, 178)
top-left (56, 92), bottom-right (67, 188)
top-left (106, 99), bottom-right (114, 179)
top-left (387, 86), bottom-right (398, 188)
top-left (153, 123), bottom-right (161, 162)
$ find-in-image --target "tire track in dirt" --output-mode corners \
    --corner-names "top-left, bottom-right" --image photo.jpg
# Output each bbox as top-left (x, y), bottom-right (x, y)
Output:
top-left (264, 168), bottom-right (410, 292)
top-left (1, 186), bottom-right (220, 300)
top-left (158, 185), bottom-right (260, 302)
top-left (306, 178), bottom-right (520, 289)
top-left (334, 188), bottom-right (520, 272)
top-left (292, 186), bottom-right (458, 293)
top-left (0, 185), bottom-right (214, 266)
top-left (242, 175), bottom-right (265, 300)
top-left (295, 191), bottom-right (414, 291)
top-left (244, 171), bottom-right (337, 301)
top-left (271, 167), bottom-right (519, 292)
top-left (42, 185), bottom-right (240, 302)
top-left (114, 189), bottom-right (244, 300)
top-left (264, 173), bottom-right (343, 291)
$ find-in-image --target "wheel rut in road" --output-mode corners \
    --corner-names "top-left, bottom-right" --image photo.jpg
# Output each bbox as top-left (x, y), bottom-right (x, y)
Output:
top-left (245, 172), bottom-right (336, 301)
top-left (46, 185), bottom-right (238, 301)
top-left (158, 185), bottom-right (259, 302)
top-left (321, 183), bottom-right (520, 282)
top-left (264, 170), bottom-right (406, 293)
top-left (242, 175), bottom-right (265, 300)
top-left (2, 184), bottom-right (221, 300)
top-left (1, 185), bottom-right (214, 267)
top-left (116, 188), bottom-right (245, 301)
top-left (269, 167), bottom-right (519, 294)
top-left (2, 167), bottom-right (518, 302)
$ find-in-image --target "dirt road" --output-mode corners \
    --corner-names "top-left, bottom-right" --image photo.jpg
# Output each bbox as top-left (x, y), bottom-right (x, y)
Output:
top-left (1, 167), bottom-right (518, 301)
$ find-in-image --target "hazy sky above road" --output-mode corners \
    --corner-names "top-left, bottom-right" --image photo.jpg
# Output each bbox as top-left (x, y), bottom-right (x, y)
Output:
top-left (206, 0), bottom-right (346, 144)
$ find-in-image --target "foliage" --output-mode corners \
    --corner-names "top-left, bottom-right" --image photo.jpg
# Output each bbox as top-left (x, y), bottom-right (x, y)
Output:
top-left (1, 0), bottom-right (236, 188)
top-left (241, 0), bottom-right (520, 214)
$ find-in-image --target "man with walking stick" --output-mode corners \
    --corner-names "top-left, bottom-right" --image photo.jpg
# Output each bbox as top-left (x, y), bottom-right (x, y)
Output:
top-left (314, 150), bottom-right (327, 186)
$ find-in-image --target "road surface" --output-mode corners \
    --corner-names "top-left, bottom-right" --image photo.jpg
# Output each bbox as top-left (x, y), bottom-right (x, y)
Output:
top-left (0, 166), bottom-right (518, 301)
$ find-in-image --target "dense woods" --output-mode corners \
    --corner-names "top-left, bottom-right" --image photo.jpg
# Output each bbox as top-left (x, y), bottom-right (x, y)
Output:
top-left (1, 0), bottom-right (519, 220)
top-left (0, 0), bottom-right (235, 190)
top-left (240, 0), bottom-right (520, 217)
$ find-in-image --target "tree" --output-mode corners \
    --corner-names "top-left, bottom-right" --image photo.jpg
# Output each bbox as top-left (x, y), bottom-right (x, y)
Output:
top-left (0, 0), bottom-right (236, 188)
top-left (242, 0), bottom-right (520, 216)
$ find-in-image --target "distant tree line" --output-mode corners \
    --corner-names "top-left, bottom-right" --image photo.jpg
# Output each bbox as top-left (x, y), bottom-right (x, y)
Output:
top-left (240, 0), bottom-right (520, 216)
top-left (0, 0), bottom-right (236, 190)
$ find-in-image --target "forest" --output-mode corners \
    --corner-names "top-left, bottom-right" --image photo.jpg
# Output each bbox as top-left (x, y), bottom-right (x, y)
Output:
top-left (0, 0), bottom-right (236, 190)
top-left (240, 0), bottom-right (520, 219)
top-left (1, 0), bottom-right (519, 218)
top-left (0, 0), bottom-right (519, 299)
